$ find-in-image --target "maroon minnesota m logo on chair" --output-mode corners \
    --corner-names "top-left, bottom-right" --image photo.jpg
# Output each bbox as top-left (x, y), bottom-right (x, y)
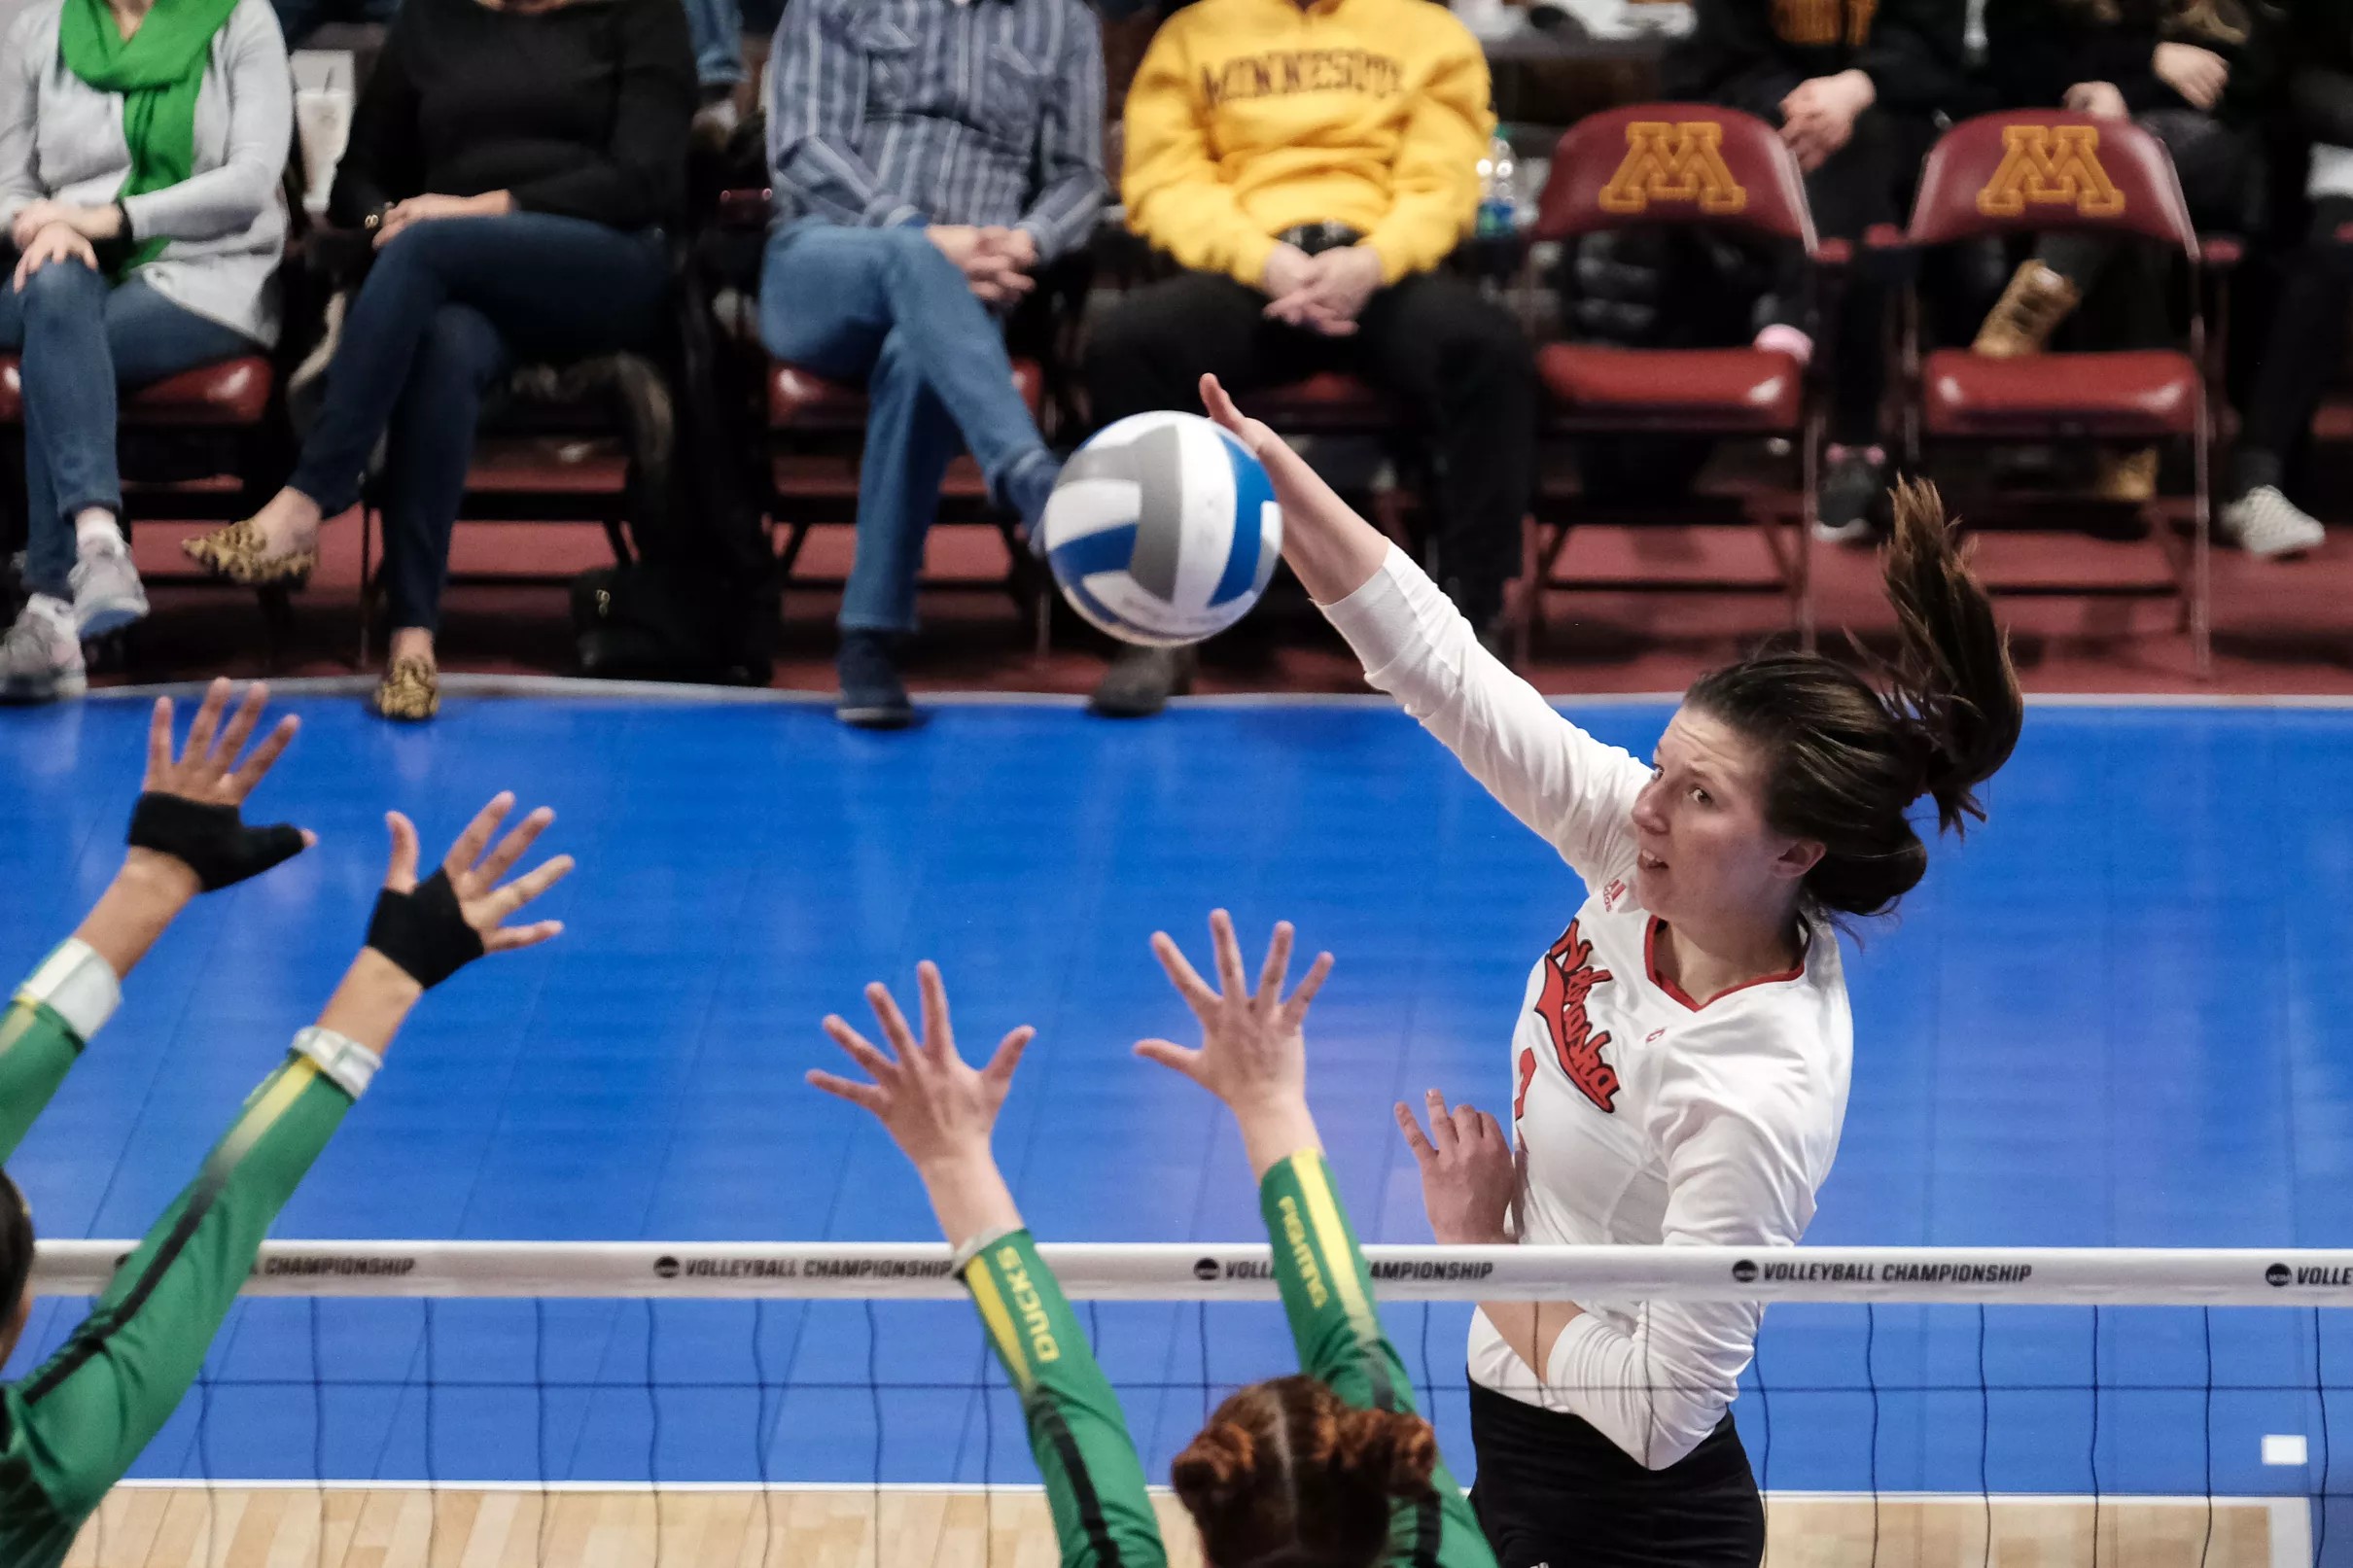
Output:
top-left (1976, 124), bottom-right (2126, 219)
top-left (1598, 122), bottom-right (1748, 217)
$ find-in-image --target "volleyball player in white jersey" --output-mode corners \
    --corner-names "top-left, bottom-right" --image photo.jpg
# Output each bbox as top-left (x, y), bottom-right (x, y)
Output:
top-left (1198, 375), bottom-right (2023, 1567)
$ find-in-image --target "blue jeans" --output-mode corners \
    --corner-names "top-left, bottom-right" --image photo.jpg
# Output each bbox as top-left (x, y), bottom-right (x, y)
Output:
top-left (288, 213), bottom-right (670, 634)
top-left (757, 222), bottom-right (1051, 636)
top-left (681, 0), bottom-right (744, 89)
top-left (0, 259), bottom-right (255, 600)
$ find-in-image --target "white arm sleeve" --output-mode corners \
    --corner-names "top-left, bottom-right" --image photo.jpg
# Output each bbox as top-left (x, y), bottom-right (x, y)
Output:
top-left (1320, 545), bottom-right (1651, 888)
top-left (1541, 1046), bottom-right (1819, 1470)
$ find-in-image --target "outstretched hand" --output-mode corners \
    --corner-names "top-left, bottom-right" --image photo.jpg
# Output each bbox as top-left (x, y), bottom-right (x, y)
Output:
top-left (367, 793), bottom-right (572, 988)
top-left (1137, 911), bottom-right (1331, 1113)
top-left (1198, 375), bottom-right (1388, 606)
top-left (126, 679), bottom-right (313, 892)
top-left (811, 961), bottom-right (1035, 1173)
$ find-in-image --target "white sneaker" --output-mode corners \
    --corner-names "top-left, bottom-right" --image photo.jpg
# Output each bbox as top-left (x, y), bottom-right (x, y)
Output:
top-left (2219, 486), bottom-right (2327, 559)
top-left (0, 597), bottom-right (88, 702)
top-left (69, 542), bottom-right (149, 639)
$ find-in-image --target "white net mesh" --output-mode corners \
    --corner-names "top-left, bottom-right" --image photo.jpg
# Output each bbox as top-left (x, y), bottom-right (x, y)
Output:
top-left (25, 1240), bottom-right (2351, 1568)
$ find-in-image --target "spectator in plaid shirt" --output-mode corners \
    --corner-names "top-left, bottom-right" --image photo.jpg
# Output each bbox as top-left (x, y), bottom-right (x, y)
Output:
top-left (759, 0), bottom-right (1106, 730)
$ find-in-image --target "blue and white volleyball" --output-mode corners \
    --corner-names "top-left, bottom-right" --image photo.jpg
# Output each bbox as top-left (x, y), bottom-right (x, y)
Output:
top-left (1039, 411), bottom-right (1282, 647)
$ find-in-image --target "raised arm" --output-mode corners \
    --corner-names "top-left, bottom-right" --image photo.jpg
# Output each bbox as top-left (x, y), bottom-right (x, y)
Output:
top-left (6, 792), bottom-right (572, 1540)
top-left (1200, 378), bottom-right (1649, 886)
top-left (2, 682), bottom-right (310, 1161)
top-left (1139, 913), bottom-right (1498, 1568)
top-left (810, 967), bottom-right (1166, 1568)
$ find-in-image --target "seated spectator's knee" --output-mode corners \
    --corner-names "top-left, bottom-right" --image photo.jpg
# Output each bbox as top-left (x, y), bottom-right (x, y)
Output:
top-left (881, 225), bottom-right (961, 285)
top-left (1449, 297), bottom-right (1534, 381)
top-left (371, 217), bottom-right (471, 278)
top-left (1082, 296), bottom-right (1175, 378)
top-left (16, 260), bottom-right (106, 320)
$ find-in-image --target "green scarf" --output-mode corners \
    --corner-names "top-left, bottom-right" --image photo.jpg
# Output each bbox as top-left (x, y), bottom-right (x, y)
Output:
top-left (57, 0), bottom-right (244, 274)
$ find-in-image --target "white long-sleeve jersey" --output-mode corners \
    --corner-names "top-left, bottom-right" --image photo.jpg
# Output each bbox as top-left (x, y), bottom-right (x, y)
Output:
top-left (1322, 546), bottom-right (1852, 1472)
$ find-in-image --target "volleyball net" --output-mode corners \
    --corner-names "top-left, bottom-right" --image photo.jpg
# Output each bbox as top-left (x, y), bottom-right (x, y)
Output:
top-left (23, 1240), bottom-right (2353, 1568)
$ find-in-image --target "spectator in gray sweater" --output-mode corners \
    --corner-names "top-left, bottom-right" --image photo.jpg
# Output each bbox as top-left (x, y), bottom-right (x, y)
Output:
top-left (0, 0), bottom-right (291, 703)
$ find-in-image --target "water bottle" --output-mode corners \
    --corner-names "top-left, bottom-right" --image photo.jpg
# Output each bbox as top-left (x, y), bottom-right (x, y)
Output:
top-left (1475, 135), bottom-right (1518, 239)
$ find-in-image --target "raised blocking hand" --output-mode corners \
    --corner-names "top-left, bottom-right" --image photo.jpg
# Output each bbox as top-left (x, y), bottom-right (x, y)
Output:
top-left (366, 793), bottom-right (573, 988)
top-left (125, 679), bottom-right (313, 892)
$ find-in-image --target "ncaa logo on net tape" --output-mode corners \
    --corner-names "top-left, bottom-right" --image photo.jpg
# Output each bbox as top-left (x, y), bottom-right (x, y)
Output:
top-left (2269, 1261), bottom-right (2353, 1288)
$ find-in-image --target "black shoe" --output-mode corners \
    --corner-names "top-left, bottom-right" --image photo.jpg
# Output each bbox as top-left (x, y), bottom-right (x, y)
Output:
top-left (1814, 449), bottom-right (1888, 544)
top-left (1089, 645), bottom-right (1196, 718)
top-left (837, 631), bottom-right (918, 729)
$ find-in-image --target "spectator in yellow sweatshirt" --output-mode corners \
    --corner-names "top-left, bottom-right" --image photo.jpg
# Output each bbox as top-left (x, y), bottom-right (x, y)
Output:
top-left (1083, 0), bottom-right (1534, 718)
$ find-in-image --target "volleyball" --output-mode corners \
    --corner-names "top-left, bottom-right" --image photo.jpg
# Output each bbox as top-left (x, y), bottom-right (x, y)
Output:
top-left (1038, 411), bottom-right (1283, 647)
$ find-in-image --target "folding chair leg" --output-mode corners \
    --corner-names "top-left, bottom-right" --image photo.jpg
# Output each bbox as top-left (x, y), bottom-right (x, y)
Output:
top-left (2191, 414), bottom-right (2213, 680)
top-left (258, 586), bottom-right (295, 670)
top-left (1796, 411), bottom-right (1820, 652)
top-left (1515, 511), bottom-right (1537, 669)
top-left (358, 504), bottom-right (375, 669)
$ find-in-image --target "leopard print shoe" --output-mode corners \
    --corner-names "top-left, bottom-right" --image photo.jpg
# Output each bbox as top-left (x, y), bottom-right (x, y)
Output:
top-left (369, 657), bottom-right (439, 722)
top-left (181, 518), bottom-right (318, 589)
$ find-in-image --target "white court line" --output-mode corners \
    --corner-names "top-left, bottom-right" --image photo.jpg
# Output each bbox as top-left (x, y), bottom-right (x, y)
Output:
top-left (49, 676), bottom-right (2353, 712)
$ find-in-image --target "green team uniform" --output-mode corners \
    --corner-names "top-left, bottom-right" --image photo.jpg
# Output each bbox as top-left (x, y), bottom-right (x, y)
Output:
top-left (0, 944), bottom-right (360, 1568)
top-left (962, 1148), bottom-right (1499, 1568)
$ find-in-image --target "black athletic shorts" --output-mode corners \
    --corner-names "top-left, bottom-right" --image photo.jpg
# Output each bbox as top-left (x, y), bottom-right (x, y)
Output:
top-left (1465, 1379), bottom-right (1766, 1568)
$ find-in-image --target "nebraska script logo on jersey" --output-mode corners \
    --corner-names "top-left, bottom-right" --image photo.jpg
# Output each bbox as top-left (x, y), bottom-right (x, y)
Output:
top-left (1532, 919), bottom-right (1620, 1113)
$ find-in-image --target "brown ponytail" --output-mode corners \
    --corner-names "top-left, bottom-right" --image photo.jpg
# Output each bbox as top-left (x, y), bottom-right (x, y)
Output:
top-left (1685, 478), bottom-right (2023, 921)
top-left (1171, 1376), bottom-right (1438, 1568)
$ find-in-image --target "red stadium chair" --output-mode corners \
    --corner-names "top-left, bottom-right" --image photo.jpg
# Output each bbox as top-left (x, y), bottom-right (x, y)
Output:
top-left (0, 353), bottom-right (287, 653)
top-left (765, 356), bottom-right (1056, 655)
top-left (1892, 110), bottom-right (2216, 677)
top-left (1528, 104), bottom-right (1834, 657)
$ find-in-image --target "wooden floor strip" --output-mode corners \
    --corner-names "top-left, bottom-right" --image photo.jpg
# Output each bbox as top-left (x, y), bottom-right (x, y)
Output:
top-left (61, 1486), bottom-right (2289, 1568)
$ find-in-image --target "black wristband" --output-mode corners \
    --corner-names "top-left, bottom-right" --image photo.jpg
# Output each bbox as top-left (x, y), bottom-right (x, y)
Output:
top-left (365, 869), bottom-right (484, 990)
top-left (126, 793), bottom-right (307, 891)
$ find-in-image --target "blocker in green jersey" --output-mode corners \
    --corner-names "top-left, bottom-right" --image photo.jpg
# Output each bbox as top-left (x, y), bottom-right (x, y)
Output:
top-left (0, 679), bottom-right (574, 1568)
top-left (810, 915), bottom-right (1501, 1568)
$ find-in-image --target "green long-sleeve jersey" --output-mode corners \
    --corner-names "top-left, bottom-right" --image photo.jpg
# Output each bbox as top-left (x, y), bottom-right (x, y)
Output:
top-left (961, 1148), bottom-right (1498, 1568)
top-left (0, 945), bottom-right (358, 1568)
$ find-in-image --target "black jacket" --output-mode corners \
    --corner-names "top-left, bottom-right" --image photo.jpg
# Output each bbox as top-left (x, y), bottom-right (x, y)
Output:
top-left (331, 0), bottom-right (694, 231)
top-left (1982, 0), bottom-right (2276, 124)
top-left (1665, 0), bottom-right (1968, 117)
top-left (2285, 0), bottom-right (2353, 145)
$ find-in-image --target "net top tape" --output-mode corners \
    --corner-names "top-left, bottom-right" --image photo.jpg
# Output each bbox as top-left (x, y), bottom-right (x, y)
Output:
top-left (30, 1241), bottom-right (2353, 1307)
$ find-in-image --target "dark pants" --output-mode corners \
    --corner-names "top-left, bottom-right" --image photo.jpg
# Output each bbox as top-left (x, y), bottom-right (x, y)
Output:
top-left (2037, 108), bottom-right (2259, 345)
top-left (2232, 194), bottom-right (2353, 497)
top-left (1466, 1380), bottom-right (1765, 1568)
top-left (1756, 106), bottom-right (1933, 446)
top-left (288, 214), bottom-right (670, 635)
top-left (1084, 266), bottom-right (1534, 626)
